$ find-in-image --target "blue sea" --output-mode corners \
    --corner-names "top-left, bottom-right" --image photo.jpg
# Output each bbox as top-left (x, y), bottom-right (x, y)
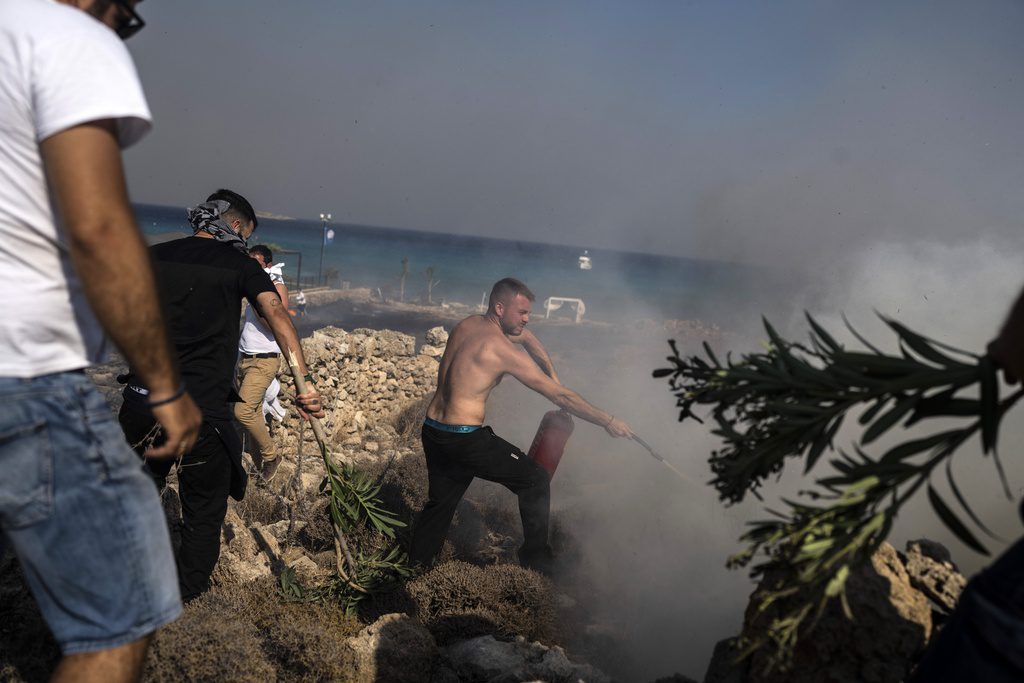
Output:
top-left (134, 203), bottom-right (781, 325)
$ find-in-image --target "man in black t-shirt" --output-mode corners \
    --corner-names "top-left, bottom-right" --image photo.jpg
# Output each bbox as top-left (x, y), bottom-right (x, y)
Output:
top-left (119, 189), bottom-right (325, 602)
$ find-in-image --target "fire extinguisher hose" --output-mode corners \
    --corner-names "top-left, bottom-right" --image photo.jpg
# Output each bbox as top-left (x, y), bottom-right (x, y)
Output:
top-left (631, 434), bottom-right (698, 486)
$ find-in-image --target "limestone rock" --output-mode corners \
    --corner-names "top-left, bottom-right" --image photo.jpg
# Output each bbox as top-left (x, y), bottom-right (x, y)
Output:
top-left (286, 554), bottom-right (328, 584)
top-left (442, 635), bottom-right (611, 683)
top-left (743, 542), bottom-right (932, 683)
top-left (352, 328), bottom-right (416, 358)
top-left (425, 326), bottom-right (449, 346)
top-left (250, 524), bottom-right (283, 571)
top-left (419, 344), bottom-right (445, 358)
top-left (215, 509), bottom-right (272, 584)
top-left (903, 539), bottom-right (966, 614)
top-left (300, 472), bottom-right (324, 492)
top-left (347, 613), bottom-right (437, 683)
top-left (264, 519), bottom-right (306, 543)
top-left (905, 538), bottom-right (954, 566)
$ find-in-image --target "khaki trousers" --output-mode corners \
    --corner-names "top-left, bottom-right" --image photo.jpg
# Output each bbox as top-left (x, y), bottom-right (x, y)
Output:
top-left (234, 355), bottom-right (281, 463)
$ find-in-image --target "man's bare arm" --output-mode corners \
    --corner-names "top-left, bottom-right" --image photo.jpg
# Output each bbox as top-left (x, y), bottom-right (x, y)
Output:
top-left (255, 281), bottom-right (289, 328)
top-left (257, 290), bottom-right (325, 419)
top-left (509, 328), bottom-right (560, 383)
top-left (500, 344), bottom-right (632, 437)
top-left (41, 120), bottom-right (201, 456)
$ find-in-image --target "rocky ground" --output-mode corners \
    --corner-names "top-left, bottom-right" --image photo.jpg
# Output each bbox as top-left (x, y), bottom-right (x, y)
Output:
top-left (0, 318), bottom-right (968, 682)
top-left (704, 539), bottom-right (967, 683)
top-left (1, 325), bottom-right (636, 683)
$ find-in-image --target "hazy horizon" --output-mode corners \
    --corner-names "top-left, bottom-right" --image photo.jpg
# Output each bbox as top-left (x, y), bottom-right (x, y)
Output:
top-left (123, 0), bottom-right (1024, 267)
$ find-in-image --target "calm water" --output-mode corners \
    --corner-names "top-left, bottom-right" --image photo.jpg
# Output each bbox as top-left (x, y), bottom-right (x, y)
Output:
top-left (134, 203), bottom-right (779, 324)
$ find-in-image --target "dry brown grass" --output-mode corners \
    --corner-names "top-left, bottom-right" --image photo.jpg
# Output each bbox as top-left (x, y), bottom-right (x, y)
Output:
top-left (146, 578), bottom-right (363, 683)
top-left (144, 600), bottom-right (276, 682)
top-left (390, 395), bottom-right (431, 451)
top-left (293, 491), bottom-right (336, 552)
top-left (364, 450), bottom-right (429, 525)
top-left (406, 560), bottom-right (560, 646)
top-left (234, 486), bottom-right (289, 527)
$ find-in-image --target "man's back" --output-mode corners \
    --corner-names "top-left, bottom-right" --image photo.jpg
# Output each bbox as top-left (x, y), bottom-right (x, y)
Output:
top-left (146, 237), bottom-right (275, 417)
top-left (428, 315), bottom-right (509, 425)
top-left (0, 0), bottom-right (150, 377)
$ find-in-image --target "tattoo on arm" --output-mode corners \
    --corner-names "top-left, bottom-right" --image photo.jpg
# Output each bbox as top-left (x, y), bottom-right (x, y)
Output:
top-left (259, 291), bottom-right (310, 376)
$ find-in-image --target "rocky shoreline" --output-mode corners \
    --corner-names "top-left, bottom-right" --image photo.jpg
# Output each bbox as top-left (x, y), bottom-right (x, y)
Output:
top-left (1, 322), bottom-right (967, 682)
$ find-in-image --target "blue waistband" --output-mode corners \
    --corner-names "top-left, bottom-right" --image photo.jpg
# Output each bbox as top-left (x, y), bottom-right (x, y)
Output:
top-left (424, 417), bottom-right (481, 433)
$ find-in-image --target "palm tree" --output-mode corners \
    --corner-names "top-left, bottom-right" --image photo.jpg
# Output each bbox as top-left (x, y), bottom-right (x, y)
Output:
top-left (424, 266), bottom-right (441, 304)
top-left (399, 257), bottom-right (409, 302)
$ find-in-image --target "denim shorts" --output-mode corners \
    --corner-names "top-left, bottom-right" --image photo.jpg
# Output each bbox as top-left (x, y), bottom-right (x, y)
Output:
top-left (0, 371), bottom-right (181, 654)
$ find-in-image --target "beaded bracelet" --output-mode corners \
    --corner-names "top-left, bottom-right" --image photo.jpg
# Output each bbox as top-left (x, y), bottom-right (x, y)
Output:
top-left (145, 382), bottom-right (187, 408)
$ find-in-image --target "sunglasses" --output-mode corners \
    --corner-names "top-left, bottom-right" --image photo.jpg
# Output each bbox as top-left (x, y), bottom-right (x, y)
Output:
top-left (112, 0), bottom-right (145, 40)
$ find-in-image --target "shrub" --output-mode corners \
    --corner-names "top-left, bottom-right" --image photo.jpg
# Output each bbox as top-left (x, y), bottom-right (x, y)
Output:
top-left (406, 561), bottom-right (559, 645)
top-left (146, 579), bottom-right (362, 683)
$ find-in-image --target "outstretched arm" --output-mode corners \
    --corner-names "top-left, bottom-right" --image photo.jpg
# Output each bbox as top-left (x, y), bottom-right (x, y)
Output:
top-left (42, 120), bottom-right (201, 459)
top-left (500, 343), bottom-right (632, 437)
top-left (509, 328), bottom-right (560, 383)
top-left (257, 290), bottom-right (325, 420)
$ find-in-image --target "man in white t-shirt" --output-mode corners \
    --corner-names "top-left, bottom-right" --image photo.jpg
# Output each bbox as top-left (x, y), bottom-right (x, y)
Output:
top-left (0, 1), bottom-right (202, 680)
top-left (235, 244), bottom-right (290, 481)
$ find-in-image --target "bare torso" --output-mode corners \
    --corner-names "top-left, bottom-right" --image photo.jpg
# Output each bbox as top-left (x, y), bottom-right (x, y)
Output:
top-left (426, 315), bottom-right (513, 425)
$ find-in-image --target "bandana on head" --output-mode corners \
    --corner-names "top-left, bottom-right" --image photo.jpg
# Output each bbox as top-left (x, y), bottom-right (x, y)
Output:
top-left (186, 200), bottom-right (249, 253)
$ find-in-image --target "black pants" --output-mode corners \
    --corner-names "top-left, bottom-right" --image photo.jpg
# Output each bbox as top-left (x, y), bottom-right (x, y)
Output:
top-left (119, 406), bottom-right (233, 602)
top-left (409, 424), bottom-right (551, 567)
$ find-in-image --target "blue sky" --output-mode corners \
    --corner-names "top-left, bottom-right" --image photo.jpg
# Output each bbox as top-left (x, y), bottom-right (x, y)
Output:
top-left (123, 0), bottom-right (1024, 263)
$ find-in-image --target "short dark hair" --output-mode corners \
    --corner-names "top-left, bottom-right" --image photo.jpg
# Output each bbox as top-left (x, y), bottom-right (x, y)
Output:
top-left (206, 188), bottom-right (258, 230)
top-left (249, 244), bottom-right (273, 264)
top-left (488, 277), bottom-right (535, 309)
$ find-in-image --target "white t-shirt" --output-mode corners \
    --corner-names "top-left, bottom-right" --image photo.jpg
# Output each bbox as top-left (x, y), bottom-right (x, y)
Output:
top-left (0, 0), bottom-right (152, 377)
top-left (239, 265), bottom-right (284, 354)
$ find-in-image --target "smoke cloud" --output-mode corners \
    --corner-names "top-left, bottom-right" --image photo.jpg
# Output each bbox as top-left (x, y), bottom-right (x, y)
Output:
top-left (477, 236), bottom-right (1024, 679)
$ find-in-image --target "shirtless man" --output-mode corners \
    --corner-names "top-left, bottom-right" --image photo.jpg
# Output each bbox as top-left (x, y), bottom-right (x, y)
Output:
top-left (409, 277), bottom-right (634, 570)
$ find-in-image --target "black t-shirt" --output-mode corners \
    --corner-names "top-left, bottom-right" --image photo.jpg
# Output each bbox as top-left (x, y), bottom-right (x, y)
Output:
top-left (137, 237), bottom-right (277, 419)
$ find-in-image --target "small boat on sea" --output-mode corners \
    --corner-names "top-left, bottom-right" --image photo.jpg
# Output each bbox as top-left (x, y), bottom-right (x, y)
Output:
top-left (578, 250), bottom-right (592, 270)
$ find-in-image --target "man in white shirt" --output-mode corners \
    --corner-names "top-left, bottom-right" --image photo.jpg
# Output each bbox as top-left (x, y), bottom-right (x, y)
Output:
top-left (236, 244), bottom-right (289, 481)
top-left (0, 1), bottom-right (201, 681)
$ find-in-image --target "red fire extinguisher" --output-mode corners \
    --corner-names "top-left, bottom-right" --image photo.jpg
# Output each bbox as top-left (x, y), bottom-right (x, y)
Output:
top-left (528, 410), bottom-right (575, 478)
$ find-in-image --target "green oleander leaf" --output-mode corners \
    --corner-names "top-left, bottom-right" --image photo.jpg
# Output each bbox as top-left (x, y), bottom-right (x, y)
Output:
top-left (980, 356), bottom-right (999, 453)
top-left (657, 312), bottom-right (1024, 673)
top-left (927, 485), bottom-right (989, 556)
top-left (862, 396), bottom-right (916, 444)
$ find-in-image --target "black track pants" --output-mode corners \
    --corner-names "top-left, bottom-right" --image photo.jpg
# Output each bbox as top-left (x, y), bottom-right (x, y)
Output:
top-left (409, 424), bottom-right (551, 567)
top-left (119, 406), bottom-right (232, 602)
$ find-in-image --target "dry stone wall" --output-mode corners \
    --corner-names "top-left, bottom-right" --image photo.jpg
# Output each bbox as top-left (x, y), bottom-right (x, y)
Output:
top-left (270, 326), bottom-right (442, 461)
